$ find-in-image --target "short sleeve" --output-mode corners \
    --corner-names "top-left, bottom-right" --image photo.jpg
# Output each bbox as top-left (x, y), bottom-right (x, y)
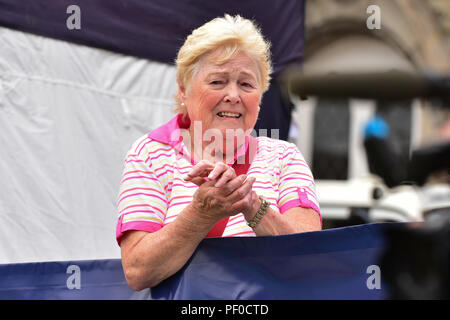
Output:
top-left (116, 152), bottom-right (168, 246)
top-left (277, 144), bottom-right (321, 223)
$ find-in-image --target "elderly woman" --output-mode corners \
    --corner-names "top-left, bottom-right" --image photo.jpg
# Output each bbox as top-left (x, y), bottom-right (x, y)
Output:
top-left (116, 15), bottom-right (321, 291)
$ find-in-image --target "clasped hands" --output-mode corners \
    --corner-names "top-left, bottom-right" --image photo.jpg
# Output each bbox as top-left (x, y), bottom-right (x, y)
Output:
top-left (184, 160), bottom-right (260, 223)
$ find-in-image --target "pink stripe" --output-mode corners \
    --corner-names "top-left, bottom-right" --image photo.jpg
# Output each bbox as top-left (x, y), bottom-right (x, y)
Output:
top-left (279, 186), bottom-right (319, 202)
top-left (173, 176), bottom-right (194, 182)
top-left (253, 149), bottom-right (276, 156)
top-left (228, 215), bottom-right (243, 222)
top-left (119, 186), bottom-right (166, 198)
top-left (171, 183), bottom-right (198, 189)
top-left (280, 200), bottom-right (301, 213)
top-left (167, 200), bottom-right (191, 209)
top-left (154, 164), bottom-right (192, 175)
top-left (118, 192), bottom-right (167, 205)
top-left (281, 171), bottom-right (313, 178)
top-left (121, 209), bottom-right (164, 218)
top-left (252, 185), bottom-right (277, 190)
top-left (226, 218), bottom-right (246, 228)
top-left (279, 199), bottom-right (320, 216)
top-left (247, 165), bottom-right (272, 171)
top-left (253, 180), bottom-right (277, 186)
top-left (156, 169), bottom-right (174, 179)
top-left (121, 175), bottom-right (160, 184)
top-left (177, 170), bottom-right (193, 176)
top-left (116, 219), bottom-right (162, 245)
top-left (119, 204), bottom-right (164, 215)
top-left (123, 170), bottom-right (154, 176)
top-left (170, 195), bottom-right (194, 201)
top-left (298, 189), bottom-right (320, 211)
top-left (147, 146), bottom-right (173, 155)
top-left (125, 158), bottom-right (145, 164)
top-left (304, 190), bottom-right (318, 203)
top-left (279, 188), bottom-right (322, 228)
top-left (177, 165), bottom-right (193, 171)
top-left (280, 151), bottom-right (296, 161)
top-left (132, 139), bottom-right (150, 155)
top-left (280, 176), bottom-right (315, 184)
top-left (247, 170), bottom-right (277, 175)
top-left (279, 186), bottom-right (318, 203)
top-left (254, 146), bottom-right (272, 153)
top-left (150, 152), bottom-right (174, 161)
top-left (288, 161), bottom-right (308, 167)
top-left (136, 140), bottom-right (152, 156)
top-left (152, 162), bottom-right (175, 172)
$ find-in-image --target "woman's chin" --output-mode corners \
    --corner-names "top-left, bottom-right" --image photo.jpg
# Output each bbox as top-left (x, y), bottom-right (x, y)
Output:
top-left (214, 120), bottom-right (247, 132)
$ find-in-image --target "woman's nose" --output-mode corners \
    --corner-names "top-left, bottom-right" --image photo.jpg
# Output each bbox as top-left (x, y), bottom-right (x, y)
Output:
top-left (223, 83), bottom-right (241, 104)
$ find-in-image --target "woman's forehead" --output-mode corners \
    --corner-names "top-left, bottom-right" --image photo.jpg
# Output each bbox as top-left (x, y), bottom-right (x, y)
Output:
top-left (199, 52), bottom-right (260, 78)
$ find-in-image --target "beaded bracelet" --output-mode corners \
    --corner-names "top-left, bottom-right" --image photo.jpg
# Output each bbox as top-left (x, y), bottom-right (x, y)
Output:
top-left (247, 196), bottom-right (270, 229)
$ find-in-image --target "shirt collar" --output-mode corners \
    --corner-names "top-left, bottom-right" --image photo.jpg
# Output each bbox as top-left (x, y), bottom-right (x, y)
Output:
top-left (148, 113), bottom-right (250, 166)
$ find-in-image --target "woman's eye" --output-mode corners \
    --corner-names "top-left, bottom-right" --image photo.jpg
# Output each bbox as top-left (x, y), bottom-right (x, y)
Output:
top-left (241, 82), bottom-right (253, 88)
top-left (210, 80), bottom-right (223, 85)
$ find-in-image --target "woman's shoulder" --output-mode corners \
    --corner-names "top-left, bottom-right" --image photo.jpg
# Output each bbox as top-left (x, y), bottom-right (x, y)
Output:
top-left (255, 136), bottom-right (299, 154)
top-left (126, 134), bottom-right (175, 160)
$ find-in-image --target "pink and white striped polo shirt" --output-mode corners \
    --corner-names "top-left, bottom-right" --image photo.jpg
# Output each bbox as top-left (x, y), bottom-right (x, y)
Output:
top-left (116, 114), bottom-right (320, 244)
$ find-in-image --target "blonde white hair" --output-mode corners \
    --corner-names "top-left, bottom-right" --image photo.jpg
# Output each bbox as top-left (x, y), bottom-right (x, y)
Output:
top-left (174, 14), bottom-right (272, 114)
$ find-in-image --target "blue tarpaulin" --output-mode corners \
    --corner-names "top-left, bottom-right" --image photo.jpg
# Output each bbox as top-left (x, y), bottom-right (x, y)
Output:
top-left (0, 223), bottom-right (398, 300)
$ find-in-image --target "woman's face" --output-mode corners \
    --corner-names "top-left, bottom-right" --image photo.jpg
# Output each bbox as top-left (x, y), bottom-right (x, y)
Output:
top-left (180, 50), bottom-right (263, 140)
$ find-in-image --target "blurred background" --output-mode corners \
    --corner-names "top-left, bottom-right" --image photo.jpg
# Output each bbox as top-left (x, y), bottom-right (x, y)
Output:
top-left (288, 0), bottom-right (450, 229)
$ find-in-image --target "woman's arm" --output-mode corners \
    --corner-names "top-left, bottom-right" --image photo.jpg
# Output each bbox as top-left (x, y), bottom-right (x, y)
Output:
top-left (120, 203), bottom-right (214, 291)
top-left (120, 163), bottom-right (255, 291)
top-left (242, 141), bottom-right (321, 236)
top-left (242, 198), bottom-right (321, 236)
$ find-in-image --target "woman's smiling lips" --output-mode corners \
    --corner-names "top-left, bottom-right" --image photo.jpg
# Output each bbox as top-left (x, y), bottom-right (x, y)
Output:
top-left (216, 111), bottom-right (242, 119)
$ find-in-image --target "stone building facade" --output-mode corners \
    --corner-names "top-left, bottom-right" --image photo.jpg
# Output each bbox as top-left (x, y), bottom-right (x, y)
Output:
top-left (292, 0), bottom-right (450, 180)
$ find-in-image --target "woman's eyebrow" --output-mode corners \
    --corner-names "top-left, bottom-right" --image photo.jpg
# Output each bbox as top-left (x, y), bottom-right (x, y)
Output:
top-left (206, 72), bottom-right (228, 78)
top-left (205, 70), bottom-right (259, 83)
top-left (239, 71), bottom-right (258, 80)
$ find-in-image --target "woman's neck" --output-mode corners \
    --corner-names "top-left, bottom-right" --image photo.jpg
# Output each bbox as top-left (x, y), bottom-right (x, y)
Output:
top-left (185, 129), bottom-right (246, 164)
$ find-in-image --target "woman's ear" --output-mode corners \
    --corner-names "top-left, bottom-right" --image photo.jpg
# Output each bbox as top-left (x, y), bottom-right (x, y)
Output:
top-left (178, 82), bottom-right (187, 103)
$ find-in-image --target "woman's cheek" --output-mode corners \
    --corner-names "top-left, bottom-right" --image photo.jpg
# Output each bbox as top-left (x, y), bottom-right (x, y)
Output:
top-left (244, 93), bottom-right (262, 125)
top-left (198, 91), bottom-right (221, 112)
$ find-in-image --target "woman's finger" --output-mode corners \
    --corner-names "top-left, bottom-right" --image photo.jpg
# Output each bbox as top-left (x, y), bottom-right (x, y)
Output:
top-left (226, 176), bottom-right (255, 203)
top-left (184, 160), bottom-right (215, 180)
top-left (215, 174), bottom-right (247, 196)
top-left (207, 162), bottom-right (231, 181)
top-left (230, 190), bottom-right (259, 216)
top-left (214, 166), bottom-right (237, 188)
top-left (188, 176), bottom-right (210, 186)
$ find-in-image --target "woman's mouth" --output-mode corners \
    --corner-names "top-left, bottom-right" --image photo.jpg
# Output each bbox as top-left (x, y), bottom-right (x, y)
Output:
top-left (217, 111), bottom-right (242, 118)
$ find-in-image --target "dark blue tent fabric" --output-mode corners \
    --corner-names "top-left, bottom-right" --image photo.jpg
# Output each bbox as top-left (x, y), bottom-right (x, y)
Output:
top-left (0, 0), bottom-right (305, 140)
top-left (0, 223), bottom-right (399, 300)
top-left (0, 0), bottom-right (304, 73)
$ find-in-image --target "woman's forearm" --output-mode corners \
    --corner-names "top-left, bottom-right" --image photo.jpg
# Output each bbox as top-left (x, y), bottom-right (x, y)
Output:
top-left (243, 201), bottom-right (321, 236)
top-left (121, 204), bottom-right (216, 290)
top-left (244, 206), bottom-right (295, 236)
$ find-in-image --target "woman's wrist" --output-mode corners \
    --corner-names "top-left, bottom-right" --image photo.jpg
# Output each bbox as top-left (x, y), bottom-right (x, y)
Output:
top-left (246, 196), bottom-right (270, 229)
top-left (243, 193), bottom-right (262, 222)
top-left (178, 202), bottom-right (218, 234)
